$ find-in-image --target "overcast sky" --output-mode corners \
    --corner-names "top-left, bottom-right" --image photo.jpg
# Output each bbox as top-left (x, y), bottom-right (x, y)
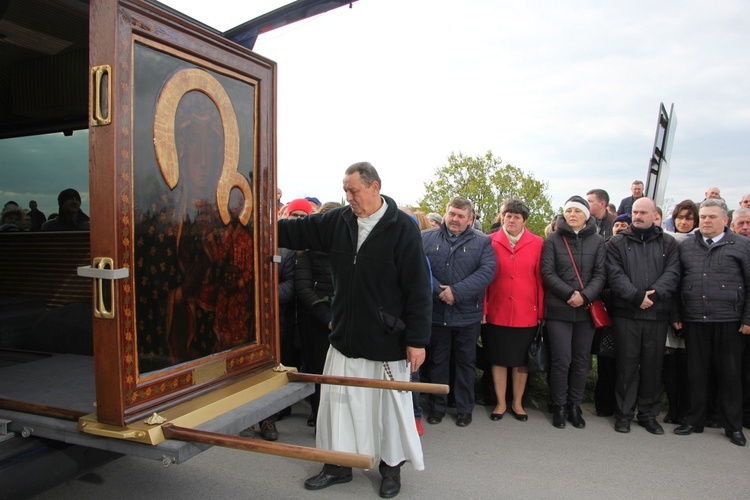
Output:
top-left (165, 0), bottom-right (749, 216)
top-left (3, 0), bottom-right (747, 219)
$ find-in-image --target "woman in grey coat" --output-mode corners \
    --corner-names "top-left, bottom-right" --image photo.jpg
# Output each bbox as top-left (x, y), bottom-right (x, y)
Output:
top-left (541, 196), bottom-right (607, 429)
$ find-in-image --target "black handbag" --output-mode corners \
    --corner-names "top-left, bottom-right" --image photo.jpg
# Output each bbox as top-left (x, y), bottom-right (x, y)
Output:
top-left (527, 324), bottom-right (548, 373)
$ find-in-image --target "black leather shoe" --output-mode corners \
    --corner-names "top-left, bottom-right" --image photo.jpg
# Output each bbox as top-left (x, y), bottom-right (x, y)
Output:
top-left (427, 412), bottom-right (444, 425)
top-left (567, 404), bottom-right (586, 429)
top-left (456, 413), bottom-right (472, 427)
top-left (638, 419), bottom-right (664, 435)
top-left (511, 409), bottom-right (528, 422)
top-left (663, 414), bottom-right (677, 424)
top-left (614, 418), bottom-right (631, 433)
top-left (304, 470), bottom-right (353, 490)
top-left (726, 430), bottom-right (747, 447)
top-left (552, 406), bottom-right (566, 429)
top-left (380, 476), bottom-right (401, 498)
top-left (379, 461), bottom-right (402, 498)
top-left (489, 412), bottom-right (505, 421)
top-left (674, 424), bottom-right (704, 435)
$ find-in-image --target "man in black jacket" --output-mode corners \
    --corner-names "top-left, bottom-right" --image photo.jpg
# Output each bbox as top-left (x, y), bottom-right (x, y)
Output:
top-left (606, 197), bottom-right (680, 434)
top-left (733, 208), bottom-right (750, 429)
top-left (278, 162), bottom-right (432, 498)
top-left (673, 199), bottom-right (750, 446)
top-left (587, 189), bottom-right (616, 239)
top-left (617, 180), bottom-right (644, 215)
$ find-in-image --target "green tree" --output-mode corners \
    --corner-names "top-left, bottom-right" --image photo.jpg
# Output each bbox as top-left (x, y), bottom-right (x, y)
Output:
top-left (419, 151), bottom-right (555, 236)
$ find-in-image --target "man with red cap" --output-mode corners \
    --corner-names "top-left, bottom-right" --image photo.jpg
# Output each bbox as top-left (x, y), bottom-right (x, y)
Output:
top-left (285, 198), bottom-right (314, 218)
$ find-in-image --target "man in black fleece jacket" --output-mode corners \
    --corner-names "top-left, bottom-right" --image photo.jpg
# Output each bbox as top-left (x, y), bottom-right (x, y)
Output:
top-left (278, 162), bottom-right (432, 498)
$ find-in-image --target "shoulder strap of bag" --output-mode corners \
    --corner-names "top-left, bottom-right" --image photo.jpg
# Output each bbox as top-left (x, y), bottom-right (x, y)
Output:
top-left (562, 237), bottom-right (585, 289)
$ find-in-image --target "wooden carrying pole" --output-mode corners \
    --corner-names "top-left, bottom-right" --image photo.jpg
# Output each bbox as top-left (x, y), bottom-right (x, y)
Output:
top-left (0, 397), bottom-right (88, 422)
top-left (161, 424), bottom-right (375, 469)
top-left (287, 371), bottom-right (450, 394)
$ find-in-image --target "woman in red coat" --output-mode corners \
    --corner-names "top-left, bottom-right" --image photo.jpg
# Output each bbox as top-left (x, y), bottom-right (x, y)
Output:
top-left (483, 199), bottom-right (544, 421)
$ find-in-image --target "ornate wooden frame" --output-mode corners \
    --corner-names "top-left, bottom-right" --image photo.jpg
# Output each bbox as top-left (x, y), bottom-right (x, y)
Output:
top-left (89, 0), bottom-right (278, 426)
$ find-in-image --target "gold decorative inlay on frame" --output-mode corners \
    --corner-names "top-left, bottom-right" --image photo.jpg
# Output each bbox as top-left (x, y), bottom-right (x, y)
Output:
top-left (152, 67), bottom-right (253, 225)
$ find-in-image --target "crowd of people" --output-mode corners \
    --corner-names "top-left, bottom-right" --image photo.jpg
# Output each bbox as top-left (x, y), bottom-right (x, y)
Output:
top-left (5, 172), bottom-right (747, 498)
top-left (269, 168), bottom-right (749, 498)
top-left (1, 188), bottom-right (90, 232)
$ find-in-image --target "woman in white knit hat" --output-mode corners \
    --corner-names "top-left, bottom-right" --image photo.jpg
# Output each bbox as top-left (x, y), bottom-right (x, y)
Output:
top-left (540, 195), bottom-right (607, 430)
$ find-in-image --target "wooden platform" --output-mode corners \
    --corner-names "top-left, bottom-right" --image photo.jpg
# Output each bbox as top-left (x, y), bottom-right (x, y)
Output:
top-left (0, 354), bottom-right (313, 464)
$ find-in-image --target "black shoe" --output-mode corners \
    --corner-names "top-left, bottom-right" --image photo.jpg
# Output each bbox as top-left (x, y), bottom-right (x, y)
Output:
top-left (307, 412), bottom-right (316, 427)
top-left (456, 413), bottom-right (472, 427)
top-left (663, 414), bottom-right (678, 424)
top-left (596, 409), bottom-right (614, 417)
top-left (674, 424), bottom-right (704, 435)
top-left (260, 420), bottom-right (279, 441)
top-left (726, 430), bottom-right (746, 447)
top-left (552, 406), bottom-right (566, 429)
top-left (567, 404), bottom-right (586, 429)
top-left (490, 412), bottom-right (505, 421)
top-left (638, 419), bottom-right (664, 435)
top-left (379, 461), bottom-right (402, 498)
top-left (614, 418), bottom-right (631, 433)
top-left (380, 476), bottom-right (401, 498)
top-left (511, 408), bottom-right (528, 422)
top-left (304, 470), bottom-right (353, 490)
top-left (427, 412), bottom-right (444, 425)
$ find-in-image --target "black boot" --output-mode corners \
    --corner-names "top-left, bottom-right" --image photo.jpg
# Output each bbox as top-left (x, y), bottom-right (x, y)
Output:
top-left (568, 404), bottom-right (586, 429)
top-left (379, 460), bottom-right (403, 498)
top-left (552, 405), bottom-right (566, 429)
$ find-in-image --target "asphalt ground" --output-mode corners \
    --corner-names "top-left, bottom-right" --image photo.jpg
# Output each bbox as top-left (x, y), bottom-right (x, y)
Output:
top-left (32, 396), bottom-right (749, 500)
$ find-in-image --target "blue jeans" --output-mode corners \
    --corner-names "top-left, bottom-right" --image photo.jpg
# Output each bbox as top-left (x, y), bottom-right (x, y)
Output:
top-left (412, 371), bottom-right (422, 418)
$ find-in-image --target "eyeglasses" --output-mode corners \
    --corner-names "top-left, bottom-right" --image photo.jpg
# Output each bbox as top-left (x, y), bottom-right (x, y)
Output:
top-left (288, 212), bottom-right (307, 218)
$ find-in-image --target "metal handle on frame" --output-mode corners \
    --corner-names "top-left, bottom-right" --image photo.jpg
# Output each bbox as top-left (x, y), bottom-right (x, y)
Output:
top-left (90, 64), bottom-right (112, 126)
top-left (77, 258), bottom-right (129, 319)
